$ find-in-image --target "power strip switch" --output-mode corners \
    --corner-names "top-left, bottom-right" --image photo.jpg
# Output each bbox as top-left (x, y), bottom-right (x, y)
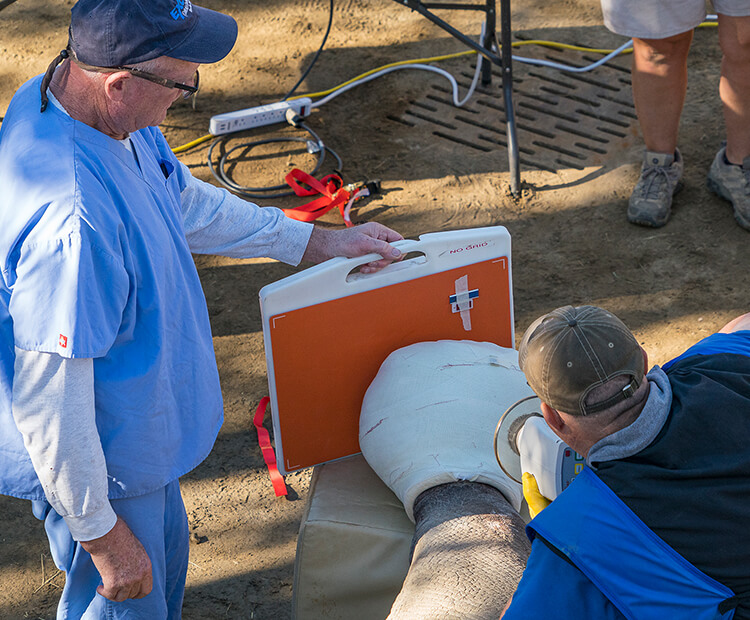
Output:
top-left (209, 98), bottom-right (313, 135)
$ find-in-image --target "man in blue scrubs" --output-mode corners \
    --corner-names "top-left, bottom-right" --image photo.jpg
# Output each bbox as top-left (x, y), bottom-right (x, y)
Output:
top-left (501, 306), bottom-right (750, 619)
top-left (0, 1), bottom-right (403, 617)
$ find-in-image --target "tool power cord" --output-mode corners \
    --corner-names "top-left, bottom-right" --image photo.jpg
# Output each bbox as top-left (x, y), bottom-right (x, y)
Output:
top-left (208, 0), bottom-right (335, 198)
top-left (207, 121), bottom-right (343, 200)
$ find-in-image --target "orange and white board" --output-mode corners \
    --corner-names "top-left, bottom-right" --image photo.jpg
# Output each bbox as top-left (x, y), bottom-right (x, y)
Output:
top-left (259, 226), bottom-right (514, 474)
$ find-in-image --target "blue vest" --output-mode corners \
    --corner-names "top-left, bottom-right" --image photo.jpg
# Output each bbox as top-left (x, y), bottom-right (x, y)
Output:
top-left (528, 467), bottom-right (737, 620)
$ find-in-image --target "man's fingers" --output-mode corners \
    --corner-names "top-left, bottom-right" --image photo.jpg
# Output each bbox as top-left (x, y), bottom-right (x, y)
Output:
top-left (356, 241), bottom-right (404, 273)
top-left (135, 573), bottom-right (154, 599)
top-left (375, 224), bottom-right (404, 243)
top-left (97, 584), bottom-right (128, 602)
top-left (364, 238), bottom-right (402, 260)
top-left (359, 221), bottom-right (404, 244)
top-left (116, 588), bottom-right (132, 603)
top-left (359, 259), bottom-right (391, 273)
top-left (353, 222), bottom-right (404, 260)
top-left (96, 575), bottom-right (152, 602)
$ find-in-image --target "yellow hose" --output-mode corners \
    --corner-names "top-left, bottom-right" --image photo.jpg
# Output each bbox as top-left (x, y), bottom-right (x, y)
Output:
top-left (171, 133), bottom-right (214, 154)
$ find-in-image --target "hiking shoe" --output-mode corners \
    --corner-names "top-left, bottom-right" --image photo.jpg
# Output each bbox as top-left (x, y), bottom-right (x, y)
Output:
top-left (706, 145), bottom-right (750, 231)
top-left (627, 149), bottom-right (684, 228)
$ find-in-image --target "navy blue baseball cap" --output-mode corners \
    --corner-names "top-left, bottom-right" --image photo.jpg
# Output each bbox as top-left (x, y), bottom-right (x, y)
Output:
top-left (69, 0), bottom-right (238, 67)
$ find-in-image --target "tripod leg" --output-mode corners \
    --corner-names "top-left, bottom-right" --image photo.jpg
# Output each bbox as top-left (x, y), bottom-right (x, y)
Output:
top-left (480, 0), bottom-right (496, 86)
top-left (499, 0), bottom-right (520, 196)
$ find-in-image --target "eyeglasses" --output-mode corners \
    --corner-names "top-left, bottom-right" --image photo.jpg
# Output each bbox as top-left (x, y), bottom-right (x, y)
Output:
top-left (39, 47), bottom-right (199, 113)
top-left (113, 66), bottom-right (199, 99)
top-left (73, 56), bottom-right (200, 99)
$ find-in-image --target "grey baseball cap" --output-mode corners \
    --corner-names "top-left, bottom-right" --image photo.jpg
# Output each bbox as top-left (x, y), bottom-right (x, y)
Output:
top-left (518, 305), bottom-right (645, 416)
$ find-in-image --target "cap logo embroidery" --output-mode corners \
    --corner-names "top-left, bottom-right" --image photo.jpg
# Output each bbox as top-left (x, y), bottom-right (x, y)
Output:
top-left (59, 334), bottom-right (68, 348)
top-left (170, 0), bottom-right (192, 21)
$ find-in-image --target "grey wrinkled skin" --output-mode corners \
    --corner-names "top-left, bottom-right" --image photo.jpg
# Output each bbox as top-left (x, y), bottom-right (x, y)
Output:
top-left (387, 481), bottom-right (531, 620)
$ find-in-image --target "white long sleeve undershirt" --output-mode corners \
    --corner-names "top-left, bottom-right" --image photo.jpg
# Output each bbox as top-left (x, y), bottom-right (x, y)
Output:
top-left (12, 348), bottom-right (116, 541)
top-left (179, 164), bottom-right (312, 264)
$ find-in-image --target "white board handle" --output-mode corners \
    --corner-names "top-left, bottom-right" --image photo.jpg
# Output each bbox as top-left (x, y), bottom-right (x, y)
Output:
top-left (259, 226), bottom-right (511, 310)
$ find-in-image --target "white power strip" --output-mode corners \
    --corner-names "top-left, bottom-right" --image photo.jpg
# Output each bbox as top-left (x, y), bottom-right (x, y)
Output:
top-left (209, 98), bottom-right (313, 135)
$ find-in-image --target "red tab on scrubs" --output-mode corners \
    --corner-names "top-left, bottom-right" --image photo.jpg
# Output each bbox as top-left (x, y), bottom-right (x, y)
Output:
top-left (282, 168), bottom-right (353, 226)
top-left (253, 397), bottom-right (288, 497)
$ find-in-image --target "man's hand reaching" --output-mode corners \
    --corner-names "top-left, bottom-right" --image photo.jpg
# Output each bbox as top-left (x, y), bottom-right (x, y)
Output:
top-left (80, 516), bottom-right (153, 602)
top-left (302, 222), bottom-right (404, 273)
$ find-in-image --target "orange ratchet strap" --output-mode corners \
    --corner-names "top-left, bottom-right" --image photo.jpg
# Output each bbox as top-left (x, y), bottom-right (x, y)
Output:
top-left (283, 168), bottom-right (353, 227)
top-left (253, 396), bottom-right (288, 497)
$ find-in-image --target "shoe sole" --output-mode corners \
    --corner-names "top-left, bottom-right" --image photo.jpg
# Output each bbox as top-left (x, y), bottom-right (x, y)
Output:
top-left (706, 176), bottom-right (750, 231)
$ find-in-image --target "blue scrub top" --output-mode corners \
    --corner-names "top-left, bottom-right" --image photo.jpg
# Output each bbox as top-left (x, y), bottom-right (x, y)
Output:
top-left (0, 76), bottom-right (224, 500)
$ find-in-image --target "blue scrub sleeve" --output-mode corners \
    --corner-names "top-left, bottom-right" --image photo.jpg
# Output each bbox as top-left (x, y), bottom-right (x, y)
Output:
top-left (662, 331), bottom-right (750, 371)
top-left (502, 538), bottom-right (626, 620)
top-left (10, 231), bottom-right (129, 358)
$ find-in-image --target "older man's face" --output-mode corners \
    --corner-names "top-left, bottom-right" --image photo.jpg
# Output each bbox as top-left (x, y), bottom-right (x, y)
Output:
top-left (117, 57), bottom-right (199, 133)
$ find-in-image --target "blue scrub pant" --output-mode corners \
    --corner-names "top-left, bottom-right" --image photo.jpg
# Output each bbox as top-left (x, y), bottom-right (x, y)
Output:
top-left (32, 479), bottom-right (189, 619)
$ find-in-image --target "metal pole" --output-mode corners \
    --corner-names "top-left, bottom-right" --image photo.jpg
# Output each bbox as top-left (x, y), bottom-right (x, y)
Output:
top-left (499, 0), bottom-right (520, 196)
top-left (480, 0), bottom-right (495, 86)
top-left (397, 0), bottom-right (521, 195)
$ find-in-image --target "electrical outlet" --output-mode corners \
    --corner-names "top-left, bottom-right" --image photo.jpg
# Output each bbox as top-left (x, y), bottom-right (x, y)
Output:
top-left (209, 98), bottom-right (313, 135)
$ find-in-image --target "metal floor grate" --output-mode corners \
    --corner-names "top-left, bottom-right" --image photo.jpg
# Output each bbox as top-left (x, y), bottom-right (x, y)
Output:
top-left (387, 35), bottom-right (639, 172)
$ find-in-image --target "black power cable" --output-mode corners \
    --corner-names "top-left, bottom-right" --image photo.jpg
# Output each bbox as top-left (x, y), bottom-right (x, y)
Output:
top-left (0, 0), bottom-right (21, 12)
top-left (208, 0), bottom-right (337, 198)
top-left (207, 121), bottom-right (342, 200)
top-left (283, 0), bottom-right (334, 101)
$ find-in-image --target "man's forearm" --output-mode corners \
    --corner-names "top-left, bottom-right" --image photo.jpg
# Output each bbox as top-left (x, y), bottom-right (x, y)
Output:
top-left (12, 348), bottom-right (116, 541)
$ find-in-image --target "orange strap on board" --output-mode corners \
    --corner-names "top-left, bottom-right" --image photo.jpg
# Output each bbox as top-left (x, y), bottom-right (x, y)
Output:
top-left (253, 396), bottom-right (288, 497)
top-left (283, 168), bottom-right (353, 227)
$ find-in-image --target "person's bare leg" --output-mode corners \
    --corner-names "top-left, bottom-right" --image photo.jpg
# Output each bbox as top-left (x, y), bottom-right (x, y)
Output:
top-left (631, 31), bottom-right (693, 155)
top-left (719, 312), bottom-right (750, 334)
top-left (626, 32), bottom-right (694, 227)
top-left (707, 15), bottom-right (750, 230)
top-left (718, 15), bottom-right (750, 164)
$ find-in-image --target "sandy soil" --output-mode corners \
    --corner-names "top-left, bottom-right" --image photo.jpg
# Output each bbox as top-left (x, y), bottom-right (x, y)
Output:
top-left (0, 0), bottom-right (747, 618)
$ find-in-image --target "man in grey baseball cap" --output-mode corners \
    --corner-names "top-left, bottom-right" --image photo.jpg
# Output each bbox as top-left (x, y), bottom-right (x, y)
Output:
top-left (0, 1), bottom-right (402, 618)
top-left (501, 305), bottom-right (750, 619)
top-left (519, 305), bottom-right (648, 419)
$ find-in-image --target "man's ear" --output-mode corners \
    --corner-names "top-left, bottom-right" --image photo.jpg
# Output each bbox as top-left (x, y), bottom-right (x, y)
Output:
top-left (104, 71), bottom-right (130, 103)
top-left (540, 402), bottom-right (564, 433)
top-left (641, 347), bottom-right (649, 372)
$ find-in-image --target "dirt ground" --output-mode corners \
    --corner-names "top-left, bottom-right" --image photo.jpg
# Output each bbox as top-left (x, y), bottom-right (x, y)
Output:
top-left (0, 0), bottom-right (748, 618)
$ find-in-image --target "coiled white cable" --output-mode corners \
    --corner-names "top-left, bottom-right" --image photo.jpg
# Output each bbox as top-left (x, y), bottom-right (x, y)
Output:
top-left (312, 24), bottom-right (487, 110)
